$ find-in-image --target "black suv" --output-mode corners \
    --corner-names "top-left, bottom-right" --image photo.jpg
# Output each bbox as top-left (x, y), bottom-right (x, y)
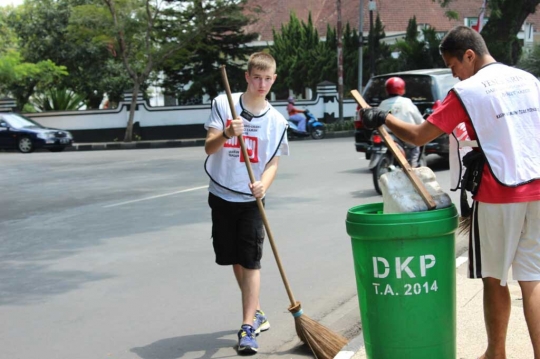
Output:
top-left (354, 68), bottom-right (459, 158)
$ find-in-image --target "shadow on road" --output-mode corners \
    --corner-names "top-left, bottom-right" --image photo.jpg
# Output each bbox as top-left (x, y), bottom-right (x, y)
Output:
top-left (350, 190), bottom-right (379, 199)
top-left (131, 330), bottom-right (237, 359)
top-left (271, 342), bottom-right (314, 357)
top-left (426, 155), bottom-right (449, 172)
top-left (0, 262), bottom-right (111, 306)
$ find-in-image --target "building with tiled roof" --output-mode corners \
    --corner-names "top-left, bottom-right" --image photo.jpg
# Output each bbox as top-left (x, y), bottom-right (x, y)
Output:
top-left (244, 0), bottom-right (539, 47)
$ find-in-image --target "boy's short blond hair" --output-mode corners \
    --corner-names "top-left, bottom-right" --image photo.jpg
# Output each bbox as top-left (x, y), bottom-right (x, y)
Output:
top-left (247, 52), bottom-right (276, 74)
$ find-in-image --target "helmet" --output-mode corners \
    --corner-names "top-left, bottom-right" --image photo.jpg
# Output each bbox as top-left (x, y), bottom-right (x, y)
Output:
top-left (287, 96), bottom-right (295, 104)
top-left (385, 77), bottom-right (406, 96)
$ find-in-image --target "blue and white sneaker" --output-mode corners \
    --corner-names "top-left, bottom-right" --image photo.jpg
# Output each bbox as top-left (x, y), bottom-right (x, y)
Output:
top-left (253, 309), bottom-right (270, 335)
top-left (237, 324), bottom-right (258, 354)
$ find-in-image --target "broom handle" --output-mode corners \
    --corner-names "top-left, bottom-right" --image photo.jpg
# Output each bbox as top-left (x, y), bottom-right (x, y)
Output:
top-left (351, 89), bottom-right (436, 210)
top-left (220, 66), bottom-right (297, 307)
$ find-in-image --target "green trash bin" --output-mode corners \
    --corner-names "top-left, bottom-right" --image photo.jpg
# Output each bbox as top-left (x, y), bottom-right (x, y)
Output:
top-left (346, 202), bottom-right (458, 359)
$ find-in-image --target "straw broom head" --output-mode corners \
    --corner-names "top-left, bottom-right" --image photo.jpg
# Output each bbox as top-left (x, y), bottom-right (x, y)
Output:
top-left (289, 302), bottom-right (348, 359)
top-left (458, 216), bottom-right (471, 236)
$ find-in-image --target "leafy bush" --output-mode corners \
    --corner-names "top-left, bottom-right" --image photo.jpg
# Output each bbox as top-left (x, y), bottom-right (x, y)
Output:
top-left (325, 119), bottom-right (355, 132)
top-left (32, 88), bottom-right (85, 111)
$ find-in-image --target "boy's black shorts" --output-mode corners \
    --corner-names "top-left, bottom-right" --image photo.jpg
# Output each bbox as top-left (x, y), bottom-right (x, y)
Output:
top-left (208, 193), bottom-right (265, 269)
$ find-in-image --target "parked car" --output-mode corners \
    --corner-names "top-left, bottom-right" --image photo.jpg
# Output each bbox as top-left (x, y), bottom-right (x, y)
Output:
top-left (354, 68), bottom-right (459, 158)
top-left (0, 112), bottom-right (73, 153)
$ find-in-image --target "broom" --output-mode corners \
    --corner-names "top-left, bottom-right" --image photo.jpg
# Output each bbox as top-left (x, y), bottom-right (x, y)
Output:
top-left (351, 89), bottom-right (437, 210)
top-left (220, 65), bottom-right (348, 359)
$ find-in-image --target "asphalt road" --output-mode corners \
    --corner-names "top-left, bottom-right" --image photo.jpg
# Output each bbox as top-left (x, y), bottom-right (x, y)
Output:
top-left (0, 138), bottom-right (453, 358)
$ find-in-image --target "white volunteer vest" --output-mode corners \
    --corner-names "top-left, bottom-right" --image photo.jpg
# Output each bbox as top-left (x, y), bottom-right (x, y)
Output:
top-left (204, 93), bottom-right (288, 200)
top-left (453, 63), bottom-right (540, 186)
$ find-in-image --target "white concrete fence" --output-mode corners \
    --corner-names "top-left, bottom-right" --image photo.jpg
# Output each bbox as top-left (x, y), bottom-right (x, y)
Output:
top-left (6, 82), bottom-right (358, 143)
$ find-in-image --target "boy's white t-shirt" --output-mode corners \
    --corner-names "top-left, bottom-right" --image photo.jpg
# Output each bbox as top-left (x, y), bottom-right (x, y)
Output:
top-left (204, 93), bottom-right (289, 202)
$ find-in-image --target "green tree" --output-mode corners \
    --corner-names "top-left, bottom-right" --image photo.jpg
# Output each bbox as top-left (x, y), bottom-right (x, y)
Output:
top-left (0, 6), bottom-right (18, 53)
top-left (159, 0), bottom-right (259, 104)
top-left (391, 16), bottom-right (444, 71)
top-left (368, 14), bottom-right (395, 78)
top-left (32, 88), bottom-right (86, 111)
top-left (434, 0), bottom-right (540, 65)
top-left (7, 0), bottom-right (126, 109)
top-left (342, 23), bottom-right (360, 93)
top-left (0, 50), bottom-right (68, 110)
top-left (517, 44), bottom-right (540, 77)
top-left (271, 12), bottom-right (394, 96)
top-left (309, 24), bottom-right (336, 89)
top-left (69, 0), bottom-right (211, 141)
top-left (271, 12), bottom-right (321, 97)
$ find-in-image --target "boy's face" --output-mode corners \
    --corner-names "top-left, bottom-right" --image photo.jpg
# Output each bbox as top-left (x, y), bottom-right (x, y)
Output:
top-left (245, 67), bottom-right (277, 98)
top-left (442, 50), bottom-right (476, 81)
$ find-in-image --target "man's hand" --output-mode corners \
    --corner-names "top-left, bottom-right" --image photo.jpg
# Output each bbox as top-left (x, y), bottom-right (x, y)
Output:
top-left (360, 108), bottom-right (389, 130)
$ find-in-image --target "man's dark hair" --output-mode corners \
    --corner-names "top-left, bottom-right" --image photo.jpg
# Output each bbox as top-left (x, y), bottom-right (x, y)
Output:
top-left (439, 26), bottom-right (490, 61)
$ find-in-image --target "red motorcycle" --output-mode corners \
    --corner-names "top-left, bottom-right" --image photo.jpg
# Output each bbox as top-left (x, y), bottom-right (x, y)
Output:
top-left (368, 129), bottom-right (426, 195)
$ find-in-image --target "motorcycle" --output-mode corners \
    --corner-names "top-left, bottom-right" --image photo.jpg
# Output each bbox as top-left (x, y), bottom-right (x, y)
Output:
top-left (287, 109), bottom-right (326, 140)
top-left (367, 129), bottom-right (426, 195)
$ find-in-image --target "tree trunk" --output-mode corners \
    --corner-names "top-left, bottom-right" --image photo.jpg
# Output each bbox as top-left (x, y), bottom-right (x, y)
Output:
top-left (123, 82), bottom-right (140, 142)
top-left (482, 0), bottom-right (540, 65)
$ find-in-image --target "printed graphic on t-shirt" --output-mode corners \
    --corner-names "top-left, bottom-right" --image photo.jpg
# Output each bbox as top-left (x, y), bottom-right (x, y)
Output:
top-left (223, 119), bottom-right (241, 149)
top-left (240, 135), bottom-right (259, 163)
top-left (223, 119), bottom-right (260, 163)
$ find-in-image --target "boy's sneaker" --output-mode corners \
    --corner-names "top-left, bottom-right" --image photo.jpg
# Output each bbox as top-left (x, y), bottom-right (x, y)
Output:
top-left (253, 309), bottom-right (270, 335)
top-left (237, 324), bottom-right (258, 354)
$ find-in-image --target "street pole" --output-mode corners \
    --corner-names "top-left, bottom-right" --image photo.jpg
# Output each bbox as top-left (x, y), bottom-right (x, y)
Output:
top-left (358, 0), bottom-right (364, 92)
top-left (369, 0), bottom-right (376, 78)
top-left (337, 0), bottom-right (344, 121)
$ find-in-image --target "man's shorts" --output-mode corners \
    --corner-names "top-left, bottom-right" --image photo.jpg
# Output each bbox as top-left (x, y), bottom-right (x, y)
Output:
top-left (468, 200), bottom-right (540, 285)
top-left (208, 193), bottom-right (265, 269)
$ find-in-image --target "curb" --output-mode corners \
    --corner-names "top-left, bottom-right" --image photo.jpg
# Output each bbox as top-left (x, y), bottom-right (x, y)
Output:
top-left (65, 131), bottom-right (354, 152)
top-left (335, 334), bottom-right (364, 359)
top-left (65, 138), bottom-right (207, 152)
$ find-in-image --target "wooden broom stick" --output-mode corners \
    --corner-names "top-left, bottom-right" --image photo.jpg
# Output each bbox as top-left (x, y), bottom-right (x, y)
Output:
top-left (351, 89), bottom-right (436, 210)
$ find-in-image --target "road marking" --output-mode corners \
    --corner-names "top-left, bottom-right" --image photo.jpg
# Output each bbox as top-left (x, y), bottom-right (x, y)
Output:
top-left (103, 185), bottom-right (208, 208)
top-left (456, 254), bottom-right (468, 268)
top-left (335, 350), bottom-right (355, 359)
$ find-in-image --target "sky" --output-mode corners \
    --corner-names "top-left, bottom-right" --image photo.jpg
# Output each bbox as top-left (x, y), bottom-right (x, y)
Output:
top-left (0, 0), bottom-right (23, 7)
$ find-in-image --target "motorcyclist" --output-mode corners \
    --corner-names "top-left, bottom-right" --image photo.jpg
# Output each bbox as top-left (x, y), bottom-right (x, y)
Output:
top-left (286, 97), bottom-right (307, 133)
top-left (378, 77), bottom-right (425, 167)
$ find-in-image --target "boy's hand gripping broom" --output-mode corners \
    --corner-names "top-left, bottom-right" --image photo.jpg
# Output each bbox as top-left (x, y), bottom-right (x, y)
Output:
top-left (221, 66), bottom-right (348, 359)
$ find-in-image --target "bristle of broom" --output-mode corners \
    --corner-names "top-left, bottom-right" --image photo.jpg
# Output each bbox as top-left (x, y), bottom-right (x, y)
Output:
top-left (458, 215), bottom-right (471, 236)
top-left (289, 302), bottom-right (348, 359)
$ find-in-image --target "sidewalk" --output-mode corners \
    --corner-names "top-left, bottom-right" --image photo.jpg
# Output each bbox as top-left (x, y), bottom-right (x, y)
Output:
top-left (338, 253), bottom-right (533, 359)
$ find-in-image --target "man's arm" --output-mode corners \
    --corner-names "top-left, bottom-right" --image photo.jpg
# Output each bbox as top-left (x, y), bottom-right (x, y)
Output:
top-left (249, 156), bottom-right (280, 199)
top-left (385, 114), bottom-right (444, 146)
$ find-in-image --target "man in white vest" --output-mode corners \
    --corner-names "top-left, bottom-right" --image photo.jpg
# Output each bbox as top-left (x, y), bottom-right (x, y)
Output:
top-left (361, 26), bottom-right (540, 359)
top-left (204, 52), bottom-right (289, 354)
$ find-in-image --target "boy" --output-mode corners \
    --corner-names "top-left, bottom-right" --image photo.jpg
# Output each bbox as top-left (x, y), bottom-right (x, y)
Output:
top-left (204, 52), bottom-right (289, 354)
